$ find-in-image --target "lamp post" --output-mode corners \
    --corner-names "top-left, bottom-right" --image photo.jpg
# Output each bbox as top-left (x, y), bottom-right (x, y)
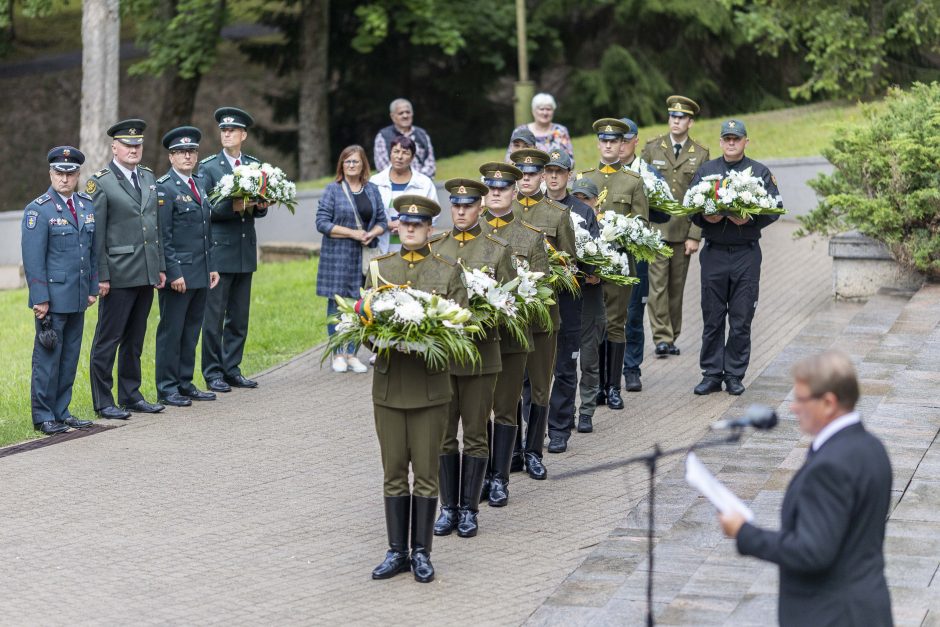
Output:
top-left (514, 0), bottom-right (534, 128)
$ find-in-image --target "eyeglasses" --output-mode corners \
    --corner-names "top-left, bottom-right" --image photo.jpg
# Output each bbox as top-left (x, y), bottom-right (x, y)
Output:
top-left (792, 393), bottom-right (822, 404)
top-left (343, 159), bottom-right (361, 165)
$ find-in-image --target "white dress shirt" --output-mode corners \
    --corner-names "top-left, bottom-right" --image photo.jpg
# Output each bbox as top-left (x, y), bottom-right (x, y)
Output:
top-left (812, 411), bottom-right (861, 452)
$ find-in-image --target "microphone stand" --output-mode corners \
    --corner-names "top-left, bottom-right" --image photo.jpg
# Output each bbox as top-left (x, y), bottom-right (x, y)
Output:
top-left (553, 430), bottom-right (744, 627)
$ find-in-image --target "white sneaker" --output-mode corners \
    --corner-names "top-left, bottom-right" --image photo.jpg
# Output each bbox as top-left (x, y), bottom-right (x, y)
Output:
top-left (347, 356), bottom-right (368, 373)
top-left (331, 356), bottom-right (348, 373)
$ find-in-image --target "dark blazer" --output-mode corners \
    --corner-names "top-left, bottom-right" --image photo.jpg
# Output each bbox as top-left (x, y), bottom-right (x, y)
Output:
top-left (156, 170), bottom-right (215, 290)
top-left (737, 422), bottom-right (893, 627)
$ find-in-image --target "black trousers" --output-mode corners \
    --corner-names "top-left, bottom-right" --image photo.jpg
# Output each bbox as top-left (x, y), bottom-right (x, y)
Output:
top-left (90, 285), bottom-right (154, 409)
top-left (699, 241), bottom-right (762, 379)
top-left (202, 272), bottom-right (253, 382)
top-left (547, 291), bottom-right (583, 438)
top-left (156, 286), bottom-right (208, 398)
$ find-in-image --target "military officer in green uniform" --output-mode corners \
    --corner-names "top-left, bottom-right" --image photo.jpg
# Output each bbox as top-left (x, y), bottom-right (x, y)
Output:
top-left (642, 96), bottom-right (709, 357)
top-left (430, 178), bottom-right (514, 538)
top-left (154, 127), bottom-right (220, 407)
top-left (367, 194), bottom-right (468, 584)
top-left (479, 161), bottom-right (549, 506)
top-left (510, 147), bottom-right (576, 481)
top-left (576, 118), bottom-right (649, 411)
top-left (88, 119), bottom-right (167, 419)
top-left (199, 107), bottom-right (267, 393)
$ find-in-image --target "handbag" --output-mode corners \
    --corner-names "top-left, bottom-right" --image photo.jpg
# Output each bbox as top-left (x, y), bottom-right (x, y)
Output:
top-left (341, 181), bottom-right (382, 275)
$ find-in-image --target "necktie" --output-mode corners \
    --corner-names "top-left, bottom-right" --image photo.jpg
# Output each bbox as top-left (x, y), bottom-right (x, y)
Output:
top-left (234, 158), bottom-right (241, 167)
top-left (131, 170), bottom-right (141, 193)
top-left (674, 143), bottom-right (682, 158)
top-left (66, 197), bottom-right (77, 223)
top-left (188, 178), bottom-right (201, 203)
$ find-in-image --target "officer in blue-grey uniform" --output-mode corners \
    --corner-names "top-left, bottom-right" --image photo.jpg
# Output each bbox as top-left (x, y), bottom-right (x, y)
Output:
top-left (22, 146), bottom-right (98, 434)
top-left (155, 126), bottom-right (220, 407)
top-left (198, 107), bottom-right (268, 393)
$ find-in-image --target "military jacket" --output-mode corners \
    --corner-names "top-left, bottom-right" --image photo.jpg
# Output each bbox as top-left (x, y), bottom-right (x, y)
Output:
top-left (577, 162), bottom-right (649, 222)
top-left (22, 187), bottom-right (98, 313)
top-left (430, 223), bottom-right (514, 376)
top-left (365, 246), bottom-right (468, 409)
top-left (156, 170), bottom-right (216, 290)
top-left (88, 161), bottom-right (165, 288)
top-left (198, 151), bottom-right (267, 274)
top-left (641, 135), bottom-right (709, 242)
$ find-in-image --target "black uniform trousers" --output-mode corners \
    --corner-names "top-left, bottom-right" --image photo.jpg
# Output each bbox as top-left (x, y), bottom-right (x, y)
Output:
top-left (156, 287), bottom-right (208, 399)
top-left (699, 241), bottom-right (762, 379)
top-left (32, 312), bottom-right (85, 425)
top-left (547, 290), bottom-right (583, 439)
top-left (202, 272), bottom-right (252, 383)
top-left (90, 285), bottom-right (153, 410)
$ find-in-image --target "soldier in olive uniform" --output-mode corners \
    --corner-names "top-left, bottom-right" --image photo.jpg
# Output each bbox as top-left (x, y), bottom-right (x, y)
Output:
top-left (154, 127), bottom-right (220, 407)
top-left (479, 162), bottom-right (549, 506)
top-left (576, 118), bottom-right (649, 411)
top-left (642, 96), bottom-right (709, 357)
top-left (510, 147), bottom-right (577, 481)
top-left (199, 107), bottom-right (268, 393)
top-left (22, 146), bottom-right (97, 435)
top-left (431, 178), bottom-right (514, 538)
top-left (88, 119), bottom-right (167, 419)
top-left (368, 195), bottom-right (468, 584)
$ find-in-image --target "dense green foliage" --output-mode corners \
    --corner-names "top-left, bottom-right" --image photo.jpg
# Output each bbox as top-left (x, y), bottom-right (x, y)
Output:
top-left (797, 83), bottom-right (940, 278)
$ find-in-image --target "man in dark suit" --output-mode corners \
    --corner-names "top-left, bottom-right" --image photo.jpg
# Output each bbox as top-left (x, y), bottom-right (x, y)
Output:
top-left (87, 119), bottom-right (166, 419)
top-left (720, 350), bottom-right (893, 627)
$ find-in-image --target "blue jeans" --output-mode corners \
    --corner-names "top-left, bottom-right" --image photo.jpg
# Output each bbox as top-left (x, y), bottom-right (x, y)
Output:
top-left (327, 298), bottom-right (356, 355)
top-left (623, 261), bottom-right (649, 375)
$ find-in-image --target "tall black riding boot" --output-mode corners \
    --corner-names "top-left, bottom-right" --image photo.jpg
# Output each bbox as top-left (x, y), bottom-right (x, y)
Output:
top-left (457, 455), bottom-right (488, 537)
top-left (481, 419), bottom-right (493, 501)
top-left (433, 453), bottom-right (460, 536)
top-left (372, 495), bottom-right (411, 579)
top-left (411, 495), bottom-right (438, 583)
top-left (510, 399), bottom-right (525, 472)
top-left (606, 341), bottom-right (626, 410)
top-left (524, 404), bottom-right (548, 480)
top-left (488, 423), bottom-right (516, 507)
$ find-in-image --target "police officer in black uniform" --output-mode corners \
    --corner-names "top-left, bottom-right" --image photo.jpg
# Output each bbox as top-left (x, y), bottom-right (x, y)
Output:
top-left (690, 119), bottom-right (783, 396)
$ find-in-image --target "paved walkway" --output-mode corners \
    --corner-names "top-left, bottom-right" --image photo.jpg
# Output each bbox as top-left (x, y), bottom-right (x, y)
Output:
top-left (0, 220), bottom-right (935, 625)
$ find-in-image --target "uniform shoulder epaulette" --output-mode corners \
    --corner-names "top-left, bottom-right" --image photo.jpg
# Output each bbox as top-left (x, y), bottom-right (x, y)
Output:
top-left (156, 174), bottom-right (170, 183)
top-left (622, 168), bottom-right (641, 179)
top-left (33, 193), bottom-right (51, 205)
top-left (433, 252), bottom-right (457, 266)
top-left (93, 168), bottom-right (110, 179)
top-left (199, 154), bottom-right (218, 165)
top-left (521, 220), bottom-right (542, 234)
top-left (486, 233), bottom-right (509, 247)
top-left (689, 136), bottom-right (709, 151)
top-left (244, 153), bottom-right (259, 163)
top-left (645, 134), bottom-right (668, 147)
top-left (76, 191), bottom-right (93, 200)
top-left (139, 165), bottom-right (153, 172)
top-left (428, 232), bottom-right (447, 245)
top-left (576, 168), bottom-right (596, 180)
top-left (374, 251), bottom-right (396, 261)
top-left (545, 197), bottom-right (567, 210)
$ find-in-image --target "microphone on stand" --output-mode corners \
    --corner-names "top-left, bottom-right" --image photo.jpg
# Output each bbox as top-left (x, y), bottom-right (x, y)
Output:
top-left (710, 404), bottom-right (778, 431)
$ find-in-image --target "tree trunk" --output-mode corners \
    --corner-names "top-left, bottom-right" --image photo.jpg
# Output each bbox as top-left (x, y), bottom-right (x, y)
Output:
top-left (80, 0), bottom-right (120, 173)
top-left (152, 73), bottom-right (203, 169)
top-left (297, 0), bottom-right (330, 180)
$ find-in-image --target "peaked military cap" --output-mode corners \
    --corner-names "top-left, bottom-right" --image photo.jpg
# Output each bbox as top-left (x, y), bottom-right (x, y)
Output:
top-left (720, 119), bottom-right (747, 138)
top-left (162, 126), bottom-right (202, 151)
top-left (509, 148), bottom-right (550, 173)
top-left (47, 146), bottom-right (85, 173)
top-left (509, 127), bottom-right (537, 146)
top-left (571, 177), bottom-right (599, 199)
top-left (445, 178), bottom-right (488, 205)
top-left (394, 194), bottom-right (441, 224)
top-left (214, 107), bottom-right (255, 129)
top-left (618, 118), bottom-right (639, 139)
top-left (592, 118), bottom-right (628, 140)
top-left (546, 149), bottom-right (572, 170)
top-left (479, 161), bottom-right (523, 188)
top-left (108, 119), bottom-right (146, 145)
top-left (667, 95), bottom-right (700, 117)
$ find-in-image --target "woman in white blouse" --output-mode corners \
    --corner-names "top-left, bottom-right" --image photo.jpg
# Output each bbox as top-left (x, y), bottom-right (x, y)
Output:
top-left (370, 135), bottom-right (438, 253)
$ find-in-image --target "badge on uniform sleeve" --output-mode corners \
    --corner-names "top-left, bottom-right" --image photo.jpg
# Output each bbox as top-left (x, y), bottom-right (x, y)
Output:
top-left (85, 180), bottom-right (97, 194)
top-left (25, 210), bottom-right (38, 229)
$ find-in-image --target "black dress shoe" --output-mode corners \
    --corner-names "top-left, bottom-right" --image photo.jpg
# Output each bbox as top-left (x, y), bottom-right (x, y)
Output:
top-left (595, 388), bottom-right (607, 406)
top-left (694, 377), bottom-right (723, 395)
top-left (606, 387), bottom-right (624, 410)
top-left (655, 341), bottom-right (670, 357)
top-left (433, 507), bottom-right (459, 536)
top-left (547, 434), bottom-right (567, 453)
top-left (372, 550), bottom-right (410, 579)
top-left (667, 344), bottom-right (681, 355)
top-left (624, 371), bottom-right (642, 392)
top-left (159, 393), bottom-right (192, 407)
top-left (180, 387), bottom-right (217, 401)
top-left (577, 414), bottom-right (593, 433)
top-left (224, 374), bottom-right (258, 389)
top-left (36, 421), bottom-right (69, 435)
top-left (411, 551), bottom-right (434, 583)
top-left (207, 378), bottom-right (232, 393)
top-left (725, 376), bottom-right (746, 396)
top-left (123, 400), bottom-right (165, 413)
top-left (97, 406), bottom-right (131, 420)
top-left (456, 508), bottom-right (479, 538)
top-left (58, 416), bottom-right (92, 429)
top-left (524, 452), bottom-right (547, 480)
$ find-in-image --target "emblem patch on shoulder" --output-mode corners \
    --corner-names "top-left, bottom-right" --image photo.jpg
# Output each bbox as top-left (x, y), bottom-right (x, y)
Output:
top-left (86, 180), bottom-right (97, 194)
top-left (25, 210), bottom-right (38, 230)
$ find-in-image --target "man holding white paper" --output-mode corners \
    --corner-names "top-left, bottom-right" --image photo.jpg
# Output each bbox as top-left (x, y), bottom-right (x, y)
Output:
top-left (718, 351), bottom-right (893, 627)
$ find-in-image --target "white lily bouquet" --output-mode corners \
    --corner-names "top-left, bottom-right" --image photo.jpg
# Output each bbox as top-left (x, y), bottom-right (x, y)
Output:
top-left (325, 285), bottom-right (480, 369)
top-left (681, 167), bottom-right (785, 219)
top-left (598, 211), bottom-right (674, 263)
top-left (570, 213), bottom-right (639, 286)
top-left (463, 266), bottom-right (523, 342)
top-left (509, 264), bottom-right (555, 335)
top-left (208, 162), bottom-right (298, 214)
top-left (638, 162), bottom-right (682, 216)
top-left (545, 242), bottom-right (581, 296)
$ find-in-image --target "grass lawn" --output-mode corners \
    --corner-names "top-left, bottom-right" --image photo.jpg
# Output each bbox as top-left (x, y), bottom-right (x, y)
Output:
top-left (298, 100), bottom-right (866, 190)
top-left (0, 258), bottom-right (327, 448)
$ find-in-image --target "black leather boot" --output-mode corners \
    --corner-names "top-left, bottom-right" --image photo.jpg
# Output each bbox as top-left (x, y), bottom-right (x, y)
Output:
top-left (606, 341), bottom-right (626, 410)
top-left (411, 495), bottom-right (437, 583)
top-left (524, 404), bottom-right (548, 480)
top-left (457, 455), bottom-right (487, 537)
top-left (372, 495), bottom-right (411, 579)
top-left (488, 423), bottom-right (516, 507)
top-left (481, 419), bottom-right (493, 501)
top-left (433, 453), bottom-right (460, 536)
top-left (510, 400), bottom-right (525, 472)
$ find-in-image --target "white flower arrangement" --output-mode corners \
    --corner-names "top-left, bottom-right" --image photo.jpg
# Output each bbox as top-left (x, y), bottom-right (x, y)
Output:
top-left (209, 162), bottom-right (298, 214)
top-left (570, 212), bottom-right (638, 286)
top-left (597, 211), bottom-right (674, 263)
top-left (681, 167), bottom-right (785, 219)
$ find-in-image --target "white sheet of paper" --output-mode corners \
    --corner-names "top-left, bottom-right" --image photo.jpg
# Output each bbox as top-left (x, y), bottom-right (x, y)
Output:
top-left (685, 452), bottom-right (754, 521)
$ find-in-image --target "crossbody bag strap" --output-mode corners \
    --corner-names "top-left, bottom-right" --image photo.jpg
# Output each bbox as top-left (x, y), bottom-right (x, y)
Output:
top-left (341, 180), bottom-right (365, 231)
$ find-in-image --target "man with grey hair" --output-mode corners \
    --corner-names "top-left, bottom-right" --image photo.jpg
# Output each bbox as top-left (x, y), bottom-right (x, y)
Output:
top-left (719, 350), bottom-right (893, 626)
top-left (373, 98), bottom-right (436, 178)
